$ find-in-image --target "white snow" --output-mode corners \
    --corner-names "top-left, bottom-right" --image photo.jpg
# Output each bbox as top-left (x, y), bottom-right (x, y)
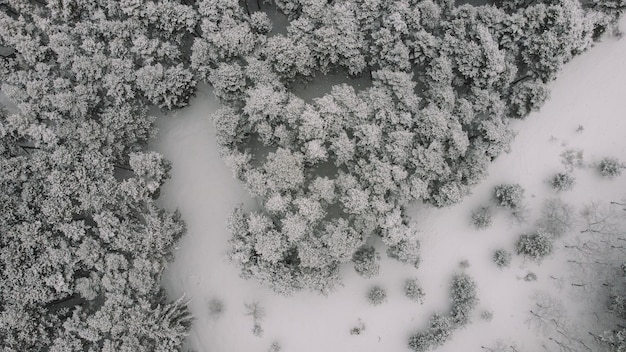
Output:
top-left (152, 16), bottom-right (626, 352)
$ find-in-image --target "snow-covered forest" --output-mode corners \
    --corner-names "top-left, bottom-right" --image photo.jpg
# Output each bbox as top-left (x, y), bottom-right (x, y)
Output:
top-left (1, 0), bottom-right (625, 351)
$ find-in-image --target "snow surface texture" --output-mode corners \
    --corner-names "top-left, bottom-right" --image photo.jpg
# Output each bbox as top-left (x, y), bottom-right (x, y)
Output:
top-left (152, 16), bottom-right (626, 352)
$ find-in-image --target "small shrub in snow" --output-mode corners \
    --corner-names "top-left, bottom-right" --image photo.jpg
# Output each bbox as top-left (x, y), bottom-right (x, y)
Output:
top-left (560, 148), bottom-right (584, 171)
top-left (459, 259), bottom-right (470, 269)
top-left (494, 184), bottom-right (525, 209)
top-left (516, 230), bottom-right (553, 261)
top-left (367, 285), bottom-right (387, 306)
top-left (524, 272), bottom-right (537, 281)
top-left (352, 245), bottom-right (380, 278)
top-left (408, 313), bottom-right (453, 352)
top-left (267, 341), bottom-right (281, 352)
top-left (471, 206), bottom-right (492, 229)
top-left (492, 249), bottom-right (512, 268)
top-left (404, 278), bottom-right (425, 304)
top-left (350, 318), bottom-right (366, 335)
top-left (252, 323), bottom-right (264, 337)
top-left (207, 298), bottom-right (225, 318)
top-left (549, 172), bottom-right (575, 191)
top-left (480, 310), bottom-right (494, 321)
top-left (598, 157), bottom-right (624, 177)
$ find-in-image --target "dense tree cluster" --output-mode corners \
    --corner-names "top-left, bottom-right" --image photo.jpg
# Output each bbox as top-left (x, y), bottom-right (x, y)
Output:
top-left (598, 156), bottom-right (625, 177)
top-left (516, 230), bottom-right (554, 261)
top-left (195, 0), bottom-right (621, 294)
top-left (0, 1), bottom-right (195, 350)
top-left (2, 0), bottom-right (624, 349)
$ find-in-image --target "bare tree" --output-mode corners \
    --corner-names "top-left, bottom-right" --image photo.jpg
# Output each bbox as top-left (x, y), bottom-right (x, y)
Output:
top-left (526, 291), bottom-right (594, 352)
top-left (481, 339), bottom-right (522, 352)
top-left (563, 201), bottom-right (626, 299)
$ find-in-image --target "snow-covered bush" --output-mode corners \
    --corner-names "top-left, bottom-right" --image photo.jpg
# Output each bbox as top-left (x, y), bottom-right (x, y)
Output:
top-left (516, 230), bottom-right (554, 261)
top-left (493, 249), bottom-right (512, 268)
top-left (550, 172), bottom-right (575, 191)
top-left (494, 184), bottom-right (525, 209)
top-left (450, 273), bottom-right (478, 327)
top-left (367, 286), bottom-right (387, 306)
top-left (404, 278), bottom-right (426, 304)
top-left (598, 157), bottom-right (624, 177)
top-left (352, 246), bottom-right (380, 278)
top-left (524, 272), bottom-right (538, 281)
top-left (350, 318), bottom-right (366, 335)
top-left (471, 206), bottom-right (493, 229)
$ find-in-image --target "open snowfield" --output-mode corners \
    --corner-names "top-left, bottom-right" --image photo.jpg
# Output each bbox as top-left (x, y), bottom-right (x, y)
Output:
top-left (151, 16), bottom-right (626, 352)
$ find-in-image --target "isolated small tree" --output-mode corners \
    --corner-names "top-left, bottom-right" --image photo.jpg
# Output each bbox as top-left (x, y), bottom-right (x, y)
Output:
top-left (516, 230), bottom-right (554, 261)
top-left (367, 285), bottom-right (387, 306)
top-left (352, 246), bottom-right (380, 278)
top-left (404, 278), bottom-right (426, 304)
top-left (493, 249), bottom-right (512, 268)
top-left (245, 301), bottom-right (266, 337)
top-left (494, 184), bottom-right (525, 209)
top-left (350, 318), bottom-right (366, 335)
top-left (480, 310), bottom-right (494, 321)
top-left (471, 206), bottom-right (493, 229)
top-left (550, 172), bottom-right (575, 191)
top-left (560, 148), bottom-right (585, 171)
top-left (598, 157), bottom-right (624, 177)
top-left (268, 341), bottom-right (282, 352)
top-left (524, 272), bottom-right (538, 281)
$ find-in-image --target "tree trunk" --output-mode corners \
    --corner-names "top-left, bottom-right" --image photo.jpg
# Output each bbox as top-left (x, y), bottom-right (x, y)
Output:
top-left (510, 74), bottom-right (532, 87)
top-left (242, 0), bottom-right (250, 16)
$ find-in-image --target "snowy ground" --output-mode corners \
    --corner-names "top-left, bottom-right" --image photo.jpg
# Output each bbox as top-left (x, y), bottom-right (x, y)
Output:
top-left (152, 16), bottom-right (626, 352)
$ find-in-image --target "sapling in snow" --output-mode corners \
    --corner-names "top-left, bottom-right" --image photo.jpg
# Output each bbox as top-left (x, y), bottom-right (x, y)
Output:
top-left (367, 285), bottom-right (387, 306)
top-left (598, 157), bottom-right (624, 177)
top-left (472, 206), bottom-right (493, 229)
top-left (404, 278), bottom-right (426, 304)
top-left (494, 184), bottom-right (525, 209)
top-left (493, 249), bottom-right (512, 268)
top-left (550, 172), bottom-right (575, 191)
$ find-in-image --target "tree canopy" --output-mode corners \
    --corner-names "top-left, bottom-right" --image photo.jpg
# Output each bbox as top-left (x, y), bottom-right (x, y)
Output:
top-left (194, 0), bottom-right (618, 294)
